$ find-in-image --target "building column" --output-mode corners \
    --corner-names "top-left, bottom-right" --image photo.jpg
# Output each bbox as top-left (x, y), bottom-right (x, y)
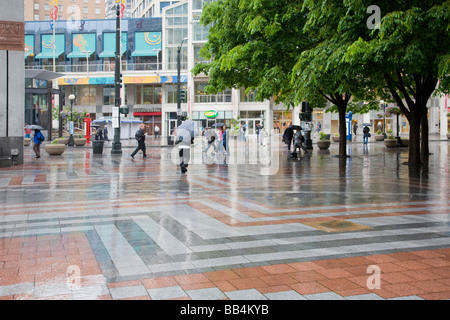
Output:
top-left (0, 3), bottom-right (25, 166)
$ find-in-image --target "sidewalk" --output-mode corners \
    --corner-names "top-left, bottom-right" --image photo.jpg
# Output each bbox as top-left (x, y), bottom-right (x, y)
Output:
top-left (0, 140), bottom-right (449, 300)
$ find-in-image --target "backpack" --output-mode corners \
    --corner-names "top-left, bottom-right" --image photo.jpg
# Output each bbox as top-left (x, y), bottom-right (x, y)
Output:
top-left (39, 132), bottom-right (45, 142)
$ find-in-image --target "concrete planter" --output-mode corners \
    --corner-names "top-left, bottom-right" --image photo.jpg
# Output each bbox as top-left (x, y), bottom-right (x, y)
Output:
top-left (384, 139), bottom-right (398, 148)
top-left (58, 137), bottom-right (70, 145)
top-left (375, 135), bottom-right (385, 141)
top-left (24, 138), bottom-right (31, 146)
top-left (45, 144), bottom-right (66, 156)
top-left (332, 136), bottom-right (340, 142)
top-left (447, 133), bottom-right (450, 139)
top-left (74, 138), bottom-right (87, 146)
top-left (317, 140), bottom-right (331, 150)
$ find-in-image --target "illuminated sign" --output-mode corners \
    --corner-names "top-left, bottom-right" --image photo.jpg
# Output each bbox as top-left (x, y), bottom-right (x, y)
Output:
top-left (204, 110), bottom-right (218, 119)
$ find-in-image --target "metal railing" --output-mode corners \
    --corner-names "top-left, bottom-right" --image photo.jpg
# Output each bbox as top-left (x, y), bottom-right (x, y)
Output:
top-left (24, 62), bottom-right (189, 73)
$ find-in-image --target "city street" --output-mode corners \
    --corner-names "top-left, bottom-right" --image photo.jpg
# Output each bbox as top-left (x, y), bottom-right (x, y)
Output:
top-left (0, 137), bottom-right (449, 300)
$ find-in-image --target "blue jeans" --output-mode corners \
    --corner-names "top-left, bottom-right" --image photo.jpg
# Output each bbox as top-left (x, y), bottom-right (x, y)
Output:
top-left (363, 134), bottom-right (369, 144)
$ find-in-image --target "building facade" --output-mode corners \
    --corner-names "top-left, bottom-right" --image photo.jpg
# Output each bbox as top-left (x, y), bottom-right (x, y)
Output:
top-left (25, 0), bottom-right (106, 21)
top-left (23, 0), bottom-right (449, 140)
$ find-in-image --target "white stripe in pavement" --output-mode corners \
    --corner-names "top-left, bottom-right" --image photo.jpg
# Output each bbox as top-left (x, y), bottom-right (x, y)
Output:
top-left (94, 224), bottom-right (150, 276)
top-left (131, 215), bottom-right (192, 255)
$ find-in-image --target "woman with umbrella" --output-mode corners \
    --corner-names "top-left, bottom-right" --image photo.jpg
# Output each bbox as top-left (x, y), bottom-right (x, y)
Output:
top-left (32, 127), bottom-right (45, 159)
top-left (176, 120), bottom-right (196, 174)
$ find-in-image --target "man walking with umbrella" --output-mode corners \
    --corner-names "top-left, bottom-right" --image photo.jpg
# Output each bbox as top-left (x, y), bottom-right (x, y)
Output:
top-left (176, 120), bottom-right (196, 174)
top-left (131, 124), bottom-right (148, 159)
top-left (32, 128), bottom-right (45, 159)
top-left (362, 123), bottom-right (371, 145)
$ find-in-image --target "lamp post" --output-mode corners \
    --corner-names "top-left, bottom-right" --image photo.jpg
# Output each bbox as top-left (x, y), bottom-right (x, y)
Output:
top-left (177, 37), bottom-right (188, 126)
top-left (82, 50), bottom-right (91, 76)
top-left (111, 4), bottom-right (122, 155)
top-left (153, 48), bottom-right (161, 72)
top-left (68, 94), bottom-right (75, 146)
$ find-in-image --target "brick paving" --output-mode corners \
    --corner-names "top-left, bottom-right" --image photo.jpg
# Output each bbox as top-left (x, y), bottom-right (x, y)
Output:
top-left (0, 137), bottom-right (449, 300)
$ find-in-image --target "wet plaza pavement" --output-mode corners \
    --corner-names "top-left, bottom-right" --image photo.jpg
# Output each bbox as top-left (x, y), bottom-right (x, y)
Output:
top-left (0, 136), bottom-right (449, 300)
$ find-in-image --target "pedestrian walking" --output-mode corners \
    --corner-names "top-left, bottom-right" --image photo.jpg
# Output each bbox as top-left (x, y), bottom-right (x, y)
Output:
top-left (95, 127), bottom-right (103, 141)
top-left (282, 123), bottom-right (294, 152)
top-left (353, 122), bottom-right (358, 136)
top-left (363, 125), bottom-right (370, 145)
top-left (314, 122), bottom-right (321, 139)
top-left (24, 124), bottom-right (31, 139)
top-left (131, 124), bottom-right (148, 159)
top-left (154, 125), bottom-right (160, 138)
top-left (103, 126), bottom-right (109, 142)
top-left (291, 128), bottom-right (308, 158)
top-left (240, 124), bottom-right (247, 142)
top-left (260, 127), bottom-right (268, 146)
top-left (222, 126), bottom-right (229, 154)
top-left (203, 127), bottom-right (217, 154)
top-left (33, 129), bottom-right (45, 159)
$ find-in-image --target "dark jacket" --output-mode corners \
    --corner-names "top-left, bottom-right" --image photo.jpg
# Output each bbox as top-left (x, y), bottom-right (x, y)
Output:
top-left (135, 128), bottom-right (146, 142)
top-left (363, 126), bottom-right (370, 135)
top-left (33, 131), bottom-right (44, 144)
top-left (283, 126), bottom-right (294, 140)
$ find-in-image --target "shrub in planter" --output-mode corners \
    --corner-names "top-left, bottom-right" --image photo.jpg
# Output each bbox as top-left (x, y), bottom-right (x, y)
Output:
top-left (375, 130), bottom-right (385, 141)
top-left (332, 134), bottom-right (340, 142)
top-left (74, 135), bottom-right (87, 146)
top-left (317, 132), bottom-right (331, 149)
top-left (45, 138), bottom-right (66, 155)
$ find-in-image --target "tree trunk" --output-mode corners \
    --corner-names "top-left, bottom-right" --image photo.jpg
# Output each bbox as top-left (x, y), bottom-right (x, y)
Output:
top-left (421, 107), bottom-right (429, 155)
top-left (338, 104), bottom-right (347, 158)
top-left (408, 110), bottom-right (423, 165)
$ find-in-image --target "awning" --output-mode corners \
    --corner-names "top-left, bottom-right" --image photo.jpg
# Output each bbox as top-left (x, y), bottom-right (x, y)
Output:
top-left (35, 51), bottom-right (65, 59)
top-left (67, 33), bottom-right (96, 59)
top-left (25, 69), bottom-right (64, 80)
top-left (131, 50), bottom-right (158, 57)
top-left (131, 32), bottom-right (161, 57)
top-left (67, 50), bottom-right (95, 59)
top-left (99, 32), bottom-right (127, 58)
top-left (35, 34), bottom-right (65, 59)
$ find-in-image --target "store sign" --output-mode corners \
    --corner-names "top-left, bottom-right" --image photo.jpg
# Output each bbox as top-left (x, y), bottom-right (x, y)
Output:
top-left (134, 107), bottom-right (161, 113)
top-left (204, 110), bottom-right (218, 119)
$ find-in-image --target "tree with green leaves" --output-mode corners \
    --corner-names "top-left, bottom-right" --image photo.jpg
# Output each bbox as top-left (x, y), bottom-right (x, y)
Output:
top-left (194, 0), bottom-right (379, 158)
top-left (341, 0), bottom-right (450, 165)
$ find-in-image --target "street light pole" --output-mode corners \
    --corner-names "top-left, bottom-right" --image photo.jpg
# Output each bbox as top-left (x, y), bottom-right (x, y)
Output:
top-left (68, 94), bottom-right (75, 146)
top-left (177, 37), bottom-right (188, 126)
top-left (82, 50), bottom-right (91, 76)
top-left (111, 4), bottom-right (122, 155)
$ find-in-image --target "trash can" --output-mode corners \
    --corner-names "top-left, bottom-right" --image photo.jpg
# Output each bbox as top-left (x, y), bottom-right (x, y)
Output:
top-left (92, 140), bottom-right (104, 154)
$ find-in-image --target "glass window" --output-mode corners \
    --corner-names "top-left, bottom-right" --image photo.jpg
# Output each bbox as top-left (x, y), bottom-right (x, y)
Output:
top-left (103, 86), bottom-right (115, 105)
top-left (75, 85), bottom-right (96, 105)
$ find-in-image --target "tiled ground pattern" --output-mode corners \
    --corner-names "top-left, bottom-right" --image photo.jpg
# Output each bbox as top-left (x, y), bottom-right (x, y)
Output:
top-left (0, 138), bottom-right (449, 300)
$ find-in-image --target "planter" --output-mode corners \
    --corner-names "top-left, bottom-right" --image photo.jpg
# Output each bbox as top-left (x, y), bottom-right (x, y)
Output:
top-left (24, 138), bottom-right (31, 146)
top-left (317, 140), bottom-right (331, 150)
top-left (447, 133), bottom-right (450, 139)
top-left (57, 137), bottom-right (69, 145)
top-left (45, 144), bottom-right (66, 155)
top-left (384, 139), bottom-right (398, 148)
top-left (74, 138), bottom-right (87, 146)
top-left (332, 136), bottom-right (340, 142)
top-left (374, 135), bottom-right (385, 141)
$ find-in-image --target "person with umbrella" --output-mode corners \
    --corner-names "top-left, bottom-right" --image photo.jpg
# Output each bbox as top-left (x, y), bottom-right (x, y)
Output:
top-left (282, 123), bottom-right (297, 153)
top-left (362, 123), bottom-right (371, 145)
top-left (176, 120), bottom-right (196, 173)
top-left (32, 128), bottom-right (45, 159)
top-left (353, 122), bottom-right (358, 137)
top-left (204, 127), bottom-right (217, 154)
top-left (290, 127), bottom-right (308, 158)
top-left (131, 124), bottom-right (148, 159)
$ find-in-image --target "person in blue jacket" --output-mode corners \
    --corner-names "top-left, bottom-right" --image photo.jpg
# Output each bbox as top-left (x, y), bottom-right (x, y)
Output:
top-left (33, 129), bottom-right (45, 158)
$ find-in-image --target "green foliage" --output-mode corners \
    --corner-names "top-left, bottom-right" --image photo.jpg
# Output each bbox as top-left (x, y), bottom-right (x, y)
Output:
top-left (319, 131), bottom-right (328, 141)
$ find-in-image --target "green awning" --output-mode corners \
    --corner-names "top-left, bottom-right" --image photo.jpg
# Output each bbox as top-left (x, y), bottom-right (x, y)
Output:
top-left (131, 32), bottom-right (161, 57)
top-left (35, 51), bottom-right (65, 59)
top-left (67, 33), bottom-right (96, 59)
top-left (99, 32), bottom-right (127, 58)
top-left (67, 50), bottom-right (95, 58)
top-left (35, 34), bottom-right (65, 59)
top-left (131, 50), bottom-right (158, 57)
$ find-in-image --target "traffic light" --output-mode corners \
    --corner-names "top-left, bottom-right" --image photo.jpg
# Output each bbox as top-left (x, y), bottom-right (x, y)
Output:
top-left (178, 90), bottom-right (186, 102)
top-left (299, 101), bottom-right (312, 122)
top-left (118, 73), bottom-right (123, 89)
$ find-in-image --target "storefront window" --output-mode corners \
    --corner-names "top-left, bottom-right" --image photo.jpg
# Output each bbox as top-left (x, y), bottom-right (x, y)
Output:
top-left (74, 85), bottom-right (96, 105)
top-left (103, 86), bottom-right (115, 105)
top-left (135, 85), bottom-right (162, 104)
